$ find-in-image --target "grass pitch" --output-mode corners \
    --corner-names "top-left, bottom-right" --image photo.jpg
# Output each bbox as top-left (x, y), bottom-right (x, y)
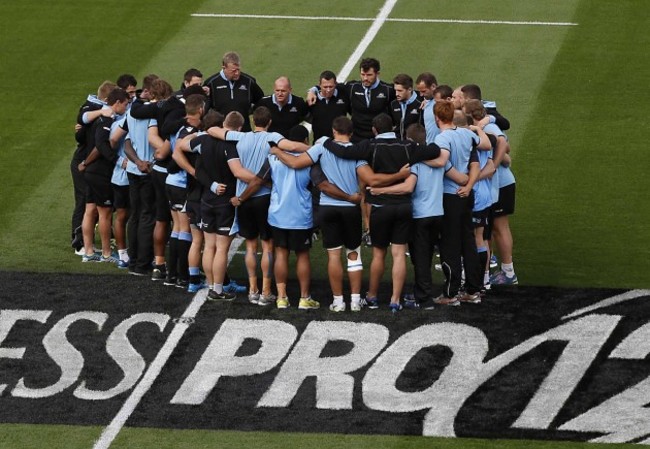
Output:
top-left (1, 1), bottom-right (649, 448)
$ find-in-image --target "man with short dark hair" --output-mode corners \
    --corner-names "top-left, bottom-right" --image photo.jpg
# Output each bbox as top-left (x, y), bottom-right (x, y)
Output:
top-left (181, 68), bottom-right (203, 90)
top-left (308, 57), bottom-right (395, 142)
top-left (416, 72), bottom-right (440, 144)
top-left (461, 83), bottom-right (510, 131)
top-left (308, 70), bottom-right (350, 142)
top-left (116, 74), bottom-right (138, 103)
top-left (390, 73), bottom-right (422, 139)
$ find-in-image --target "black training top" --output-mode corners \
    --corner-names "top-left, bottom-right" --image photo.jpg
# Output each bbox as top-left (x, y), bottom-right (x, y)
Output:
top-left (204, 72), bottom-right (264, 132)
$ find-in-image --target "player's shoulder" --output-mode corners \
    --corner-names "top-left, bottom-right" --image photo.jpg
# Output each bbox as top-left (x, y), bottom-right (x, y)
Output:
top-left (239, 72), bottom-right (258, 85)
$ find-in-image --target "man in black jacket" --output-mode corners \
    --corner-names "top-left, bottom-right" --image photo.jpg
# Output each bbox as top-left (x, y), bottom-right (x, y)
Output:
top-left (308, 58), bottom-right (395, 142)
top-left (203, 51), bottom-right (264, 132)
top-left (255, 76), bottom-right (309, 137)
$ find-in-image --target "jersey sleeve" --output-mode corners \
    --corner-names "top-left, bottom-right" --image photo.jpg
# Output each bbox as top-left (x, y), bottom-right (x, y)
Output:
top-left (256, 158), bottom-right (272, 182)
top-left (309, 162), bottom-right (328, 186)
top-left (323, 138), bottom-right (370, 161)
top-left (95, 118), bottom-right (118, 164)
top-left (225, 144), bottom-right (240, 161)
top-left (224, 130), bottom-right (245, 142)
top-left (306, 144), bottom-right (324, 163)
top-left (189, 135), bottom-right (206, 154)
top-left (409, 142), bottom-right (441, 164)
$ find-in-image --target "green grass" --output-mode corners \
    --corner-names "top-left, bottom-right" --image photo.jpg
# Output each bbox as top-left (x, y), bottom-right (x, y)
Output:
top-left (0, 424), bottom-right (641, 449)
top-left (514, 0), bottom-right (650, 287)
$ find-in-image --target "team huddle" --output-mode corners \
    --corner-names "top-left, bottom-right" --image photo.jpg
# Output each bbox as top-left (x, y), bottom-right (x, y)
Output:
top-left (70, 51), bottom-right (517, 312)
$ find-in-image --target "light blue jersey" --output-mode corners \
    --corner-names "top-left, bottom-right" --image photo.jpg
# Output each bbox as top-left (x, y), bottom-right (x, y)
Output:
top-left (411, 162), bottom-right (444, 218)
top-left (307, 137), bottom-right (366, 207)
top-left (422, 99), bottom-right (440, 144)
top-left (110, 116), bottom-right (135, 186)
top-left (124, 111), bottom-right (155, 176)
top-left (148, 119), bottom-right (167, 175)
top-left (165, 126), bottom-right (190, 189)
top-left (435, 127), bottom-right (480, 195)
top-left (497, 164), bottom-right (516, 188)
top-left (262, 154), bottom-right (313, 230)
top-left (225, 130), bottom-right (285, 197)
top-left (483, 123), bottom-right (506, 203)
top-left (473, 147), bottom-right (493, 212)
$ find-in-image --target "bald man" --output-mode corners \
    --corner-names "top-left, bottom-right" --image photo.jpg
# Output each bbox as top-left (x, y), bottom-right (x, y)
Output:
top-left (255, 76), bottom-right (309, 137)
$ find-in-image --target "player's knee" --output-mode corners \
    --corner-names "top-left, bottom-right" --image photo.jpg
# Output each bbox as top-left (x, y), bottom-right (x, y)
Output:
top-left (346, 247), bottom-right (363, 272)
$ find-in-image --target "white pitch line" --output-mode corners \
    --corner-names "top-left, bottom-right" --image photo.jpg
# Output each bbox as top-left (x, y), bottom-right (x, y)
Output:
top-left (227, 236), bottom-right (245, 264)
top-left (562, 289), bottom-right (650, 320)
top-left (93, 5), bottom-right (401, 447)
top-left (191, 13), bottom-right (578, 27)
top-left (232, 0), bottom-right (399, 250)
top-left (93, 290), bottom-right (208, 449)
top-left (325, 0), bottom-right (398, 82)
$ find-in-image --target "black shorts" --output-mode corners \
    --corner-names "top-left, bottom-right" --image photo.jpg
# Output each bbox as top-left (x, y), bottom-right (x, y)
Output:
top-left (484, 206), bottom-right (494, 241)
top-left (369, 202), bottom-right (412, 248)
top-left (271, 227), bottom-right (312, 252)
top-left (166, 184), bottom-right (187, 212)
top-left (152, 170), bottom-right (172, 222)
top-left (112, 184), bottom-right (130, 210)
top-left (238, 195), bottom-right (272, 241)
top-left (472, 207), bottom-right (489, 229)
top-left (200, 202), bottom-right (236, 236)
top-left (319, 205), bottom-right (362, 250)
top-left (493, 183), bottom-right (516, 217)
top-left (186, 200), bottom-right (201, 227)
top-left (85, 172), bottom-right (113, 207)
